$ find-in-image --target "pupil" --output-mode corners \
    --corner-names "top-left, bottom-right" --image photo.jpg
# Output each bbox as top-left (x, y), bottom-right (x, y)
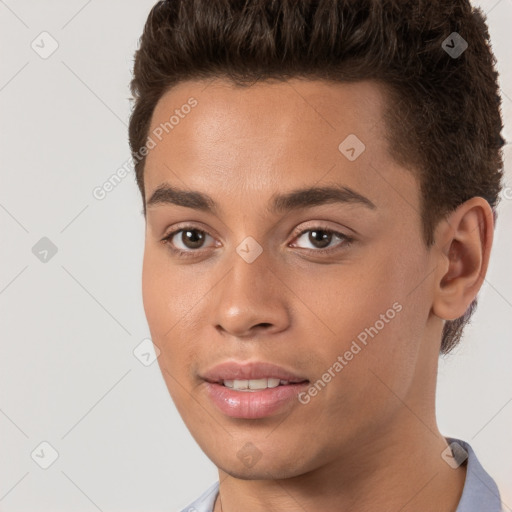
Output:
top-left (184, 230), bottom-right (204, 248)
top-left (310, 230), bottom-right (331, 248)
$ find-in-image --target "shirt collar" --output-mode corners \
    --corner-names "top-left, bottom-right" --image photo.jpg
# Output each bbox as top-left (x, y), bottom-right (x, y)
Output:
top-left (446, 437), bottom-right (502, 512)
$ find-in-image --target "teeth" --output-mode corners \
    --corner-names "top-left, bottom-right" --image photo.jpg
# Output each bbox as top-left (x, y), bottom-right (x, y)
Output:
top-left (222, 378), bottom-right (286, 391)
top-left (249, 378), bottom-right (274, 390)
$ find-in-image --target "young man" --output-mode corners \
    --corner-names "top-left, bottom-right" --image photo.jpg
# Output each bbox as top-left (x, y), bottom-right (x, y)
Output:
top-left (128, 1), bottom-right (505, 511)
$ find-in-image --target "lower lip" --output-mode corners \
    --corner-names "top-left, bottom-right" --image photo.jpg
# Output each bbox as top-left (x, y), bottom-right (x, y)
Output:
top-left (203, 381), bottom-right (310, 419)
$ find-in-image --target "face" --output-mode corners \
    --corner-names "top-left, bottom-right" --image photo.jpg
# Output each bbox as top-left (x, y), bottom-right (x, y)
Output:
top-left (142, 78), bottom-right (440, 478)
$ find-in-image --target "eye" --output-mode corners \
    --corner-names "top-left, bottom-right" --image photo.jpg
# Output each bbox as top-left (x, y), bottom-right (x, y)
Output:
top-left (290, 226), bottom-right (353, 254)
top-left (161, 227), bottom-right (216, 258)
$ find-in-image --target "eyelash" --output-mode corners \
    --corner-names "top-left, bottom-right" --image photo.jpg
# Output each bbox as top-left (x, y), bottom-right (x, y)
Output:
top-left (160, 225), bottom-right (354, 259)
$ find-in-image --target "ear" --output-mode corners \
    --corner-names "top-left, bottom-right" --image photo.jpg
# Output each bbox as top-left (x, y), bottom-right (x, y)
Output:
top-left (431, 197), bottom-right (494, 321)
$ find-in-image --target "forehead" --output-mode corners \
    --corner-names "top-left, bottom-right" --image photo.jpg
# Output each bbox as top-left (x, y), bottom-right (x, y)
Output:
top-left (147, 77), bottom-right (388, 149)
top-left (143, 78), bottom-right (408, 212)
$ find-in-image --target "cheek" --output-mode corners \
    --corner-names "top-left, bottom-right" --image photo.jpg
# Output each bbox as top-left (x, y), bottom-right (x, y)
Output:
top-left (290, 254), bottom-right (412, 344)
top-left (142, 249), bottom-right (187, 383)
top-left (302, 240), bottom-right (429, 387)
top-left (141, 246), bottom-right (207, 386)
top-left (141, 247), bottom-right (198, 336)
top-left (142, 252), bottom-right (195, 412)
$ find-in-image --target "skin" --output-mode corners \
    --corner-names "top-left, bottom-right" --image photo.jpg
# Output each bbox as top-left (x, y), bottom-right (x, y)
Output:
top-left (141, 78), bottom-right (493, 512)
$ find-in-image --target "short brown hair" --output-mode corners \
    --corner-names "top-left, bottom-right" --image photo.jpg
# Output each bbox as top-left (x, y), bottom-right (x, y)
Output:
top-left (128, 0), bottom-right (505, 354)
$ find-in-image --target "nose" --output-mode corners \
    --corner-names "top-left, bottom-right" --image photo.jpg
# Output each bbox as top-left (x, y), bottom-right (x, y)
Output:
top-left (212, 254), bottom-right (290, 339)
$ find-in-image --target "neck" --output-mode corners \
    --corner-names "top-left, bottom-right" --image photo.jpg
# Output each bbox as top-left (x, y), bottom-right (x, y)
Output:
top-left (214, 419), bottom-right (466, 512)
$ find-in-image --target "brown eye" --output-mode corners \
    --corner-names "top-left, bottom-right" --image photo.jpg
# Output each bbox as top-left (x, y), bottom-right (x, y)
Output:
top-left (162, 227), bottom-right (216, 257)
top-left (177, 229), bottom-right (207, 249)
top-left (305, 229), bottom-right (333, 249)
top-left (292, 227), bottom-right (352, 253)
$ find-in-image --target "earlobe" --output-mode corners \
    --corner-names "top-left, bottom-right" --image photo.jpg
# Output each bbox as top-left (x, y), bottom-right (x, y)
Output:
top-left (432, 197), bottom-right (494, 321)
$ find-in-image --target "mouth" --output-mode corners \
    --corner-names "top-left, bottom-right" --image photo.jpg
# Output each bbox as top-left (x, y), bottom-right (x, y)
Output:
top-left (203, 379), bottom-right (310, 419)
top-left (200, 361), bottom-right (310, 419)
top-left (206, 377), bottom-right (309, 391)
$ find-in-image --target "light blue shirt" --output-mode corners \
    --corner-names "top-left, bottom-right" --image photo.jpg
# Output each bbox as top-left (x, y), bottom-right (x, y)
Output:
top-left (179, 437), bottom-right (503, 512)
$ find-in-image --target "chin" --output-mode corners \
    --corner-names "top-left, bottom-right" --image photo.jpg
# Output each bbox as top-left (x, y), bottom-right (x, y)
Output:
top-left (212, 450), bottom-right (312, 481)
top-left (219, 464), bottom-right (303, 481)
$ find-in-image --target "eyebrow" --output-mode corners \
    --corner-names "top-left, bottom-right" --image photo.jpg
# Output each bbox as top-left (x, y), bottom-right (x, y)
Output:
top-left (146, 182), bottom-right (376, 214)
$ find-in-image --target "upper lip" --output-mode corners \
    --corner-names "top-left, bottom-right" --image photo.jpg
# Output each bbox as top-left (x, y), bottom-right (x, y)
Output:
top-left (201, 361), bottom-right (309, 383)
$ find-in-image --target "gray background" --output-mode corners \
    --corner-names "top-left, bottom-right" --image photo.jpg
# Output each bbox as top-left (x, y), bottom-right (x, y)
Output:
top-left (0, 1), bottom-right (511, 511)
